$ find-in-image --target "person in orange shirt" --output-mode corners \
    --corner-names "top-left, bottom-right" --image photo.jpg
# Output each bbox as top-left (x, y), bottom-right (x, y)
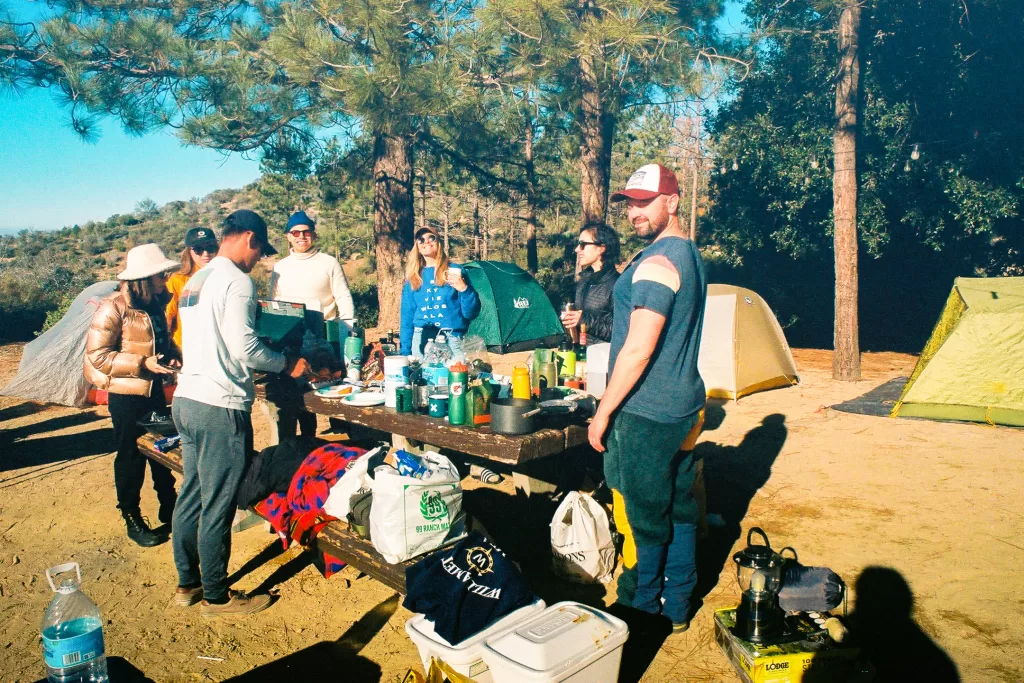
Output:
top-left (166, 227), bottom-right (219, 355)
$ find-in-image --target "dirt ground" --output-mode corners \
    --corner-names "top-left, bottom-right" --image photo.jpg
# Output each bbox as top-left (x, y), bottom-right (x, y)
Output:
top-left (1, 343), bottom-right (1022, 682)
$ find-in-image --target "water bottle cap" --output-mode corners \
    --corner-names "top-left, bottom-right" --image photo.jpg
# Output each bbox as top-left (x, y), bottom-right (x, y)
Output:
top-left (46, 562), bottom-right (81, 594)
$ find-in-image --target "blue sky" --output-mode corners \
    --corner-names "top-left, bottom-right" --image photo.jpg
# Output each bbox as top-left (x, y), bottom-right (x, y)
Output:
top-left (0, 0), bottom-right (748, 234)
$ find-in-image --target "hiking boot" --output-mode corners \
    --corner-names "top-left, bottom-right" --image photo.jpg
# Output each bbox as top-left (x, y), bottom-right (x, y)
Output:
top-left (671, 621), bottom-right (690, 634)
top-left (201, 590), bottom-right (273, 618)
top-left (121, 510), bottom-right (166, 548)
top-left (174, 586), bottom-right (203, 607)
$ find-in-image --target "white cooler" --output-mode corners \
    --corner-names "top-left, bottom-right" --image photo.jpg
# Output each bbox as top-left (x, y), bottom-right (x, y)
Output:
top-left (405, 599), bottom-right (546, 682)
top-left (480, 601), bottom-right (629, 682)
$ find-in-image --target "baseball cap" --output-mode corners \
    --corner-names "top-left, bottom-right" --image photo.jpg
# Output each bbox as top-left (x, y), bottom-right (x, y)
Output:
top-left (222, 209), bottom-right (277, 256)
top-left (610, 163), bottom-right (680, 202)
top-left (184, 227), bottom-right (218, 251)
top-left (415, 225), bottom-right (440, 240)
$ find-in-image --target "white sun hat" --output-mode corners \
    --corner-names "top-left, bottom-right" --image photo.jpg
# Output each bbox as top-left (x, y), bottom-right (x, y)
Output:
top-left (117, 243), bottom-right (179, 281)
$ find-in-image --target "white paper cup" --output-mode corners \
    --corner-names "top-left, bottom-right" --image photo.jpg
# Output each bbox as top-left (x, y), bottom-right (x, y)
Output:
top-left (447, 266), bottom-right (462, 281)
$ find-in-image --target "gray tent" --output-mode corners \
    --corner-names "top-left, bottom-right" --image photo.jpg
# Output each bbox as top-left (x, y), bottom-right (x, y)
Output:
top-left (1, 281), bottom-right (119, 407)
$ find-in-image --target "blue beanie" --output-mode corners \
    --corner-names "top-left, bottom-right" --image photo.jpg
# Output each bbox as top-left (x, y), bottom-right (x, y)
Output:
top-left (286, 210), bottom-right (315, 232)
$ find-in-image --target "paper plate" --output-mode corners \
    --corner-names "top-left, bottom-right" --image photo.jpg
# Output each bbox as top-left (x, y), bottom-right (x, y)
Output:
top-left (316, 384), bottom-right (357, 398)
top-left (343, 391), bottom-right (386, 407)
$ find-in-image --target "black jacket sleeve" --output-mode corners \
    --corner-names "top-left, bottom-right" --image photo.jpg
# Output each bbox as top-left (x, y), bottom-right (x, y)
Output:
top-left (578, 268), bottom-right (618, 343)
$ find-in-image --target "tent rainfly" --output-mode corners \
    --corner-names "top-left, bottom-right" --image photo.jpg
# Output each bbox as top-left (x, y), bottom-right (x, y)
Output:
top-left (697, 284), bottom-right (799, 400)
top-left (892, 276), bottom-right (1024, 427)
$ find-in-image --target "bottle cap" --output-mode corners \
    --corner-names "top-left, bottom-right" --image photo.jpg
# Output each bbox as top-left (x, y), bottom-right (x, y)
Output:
top-left (449, 361), bottom-right (468, 373)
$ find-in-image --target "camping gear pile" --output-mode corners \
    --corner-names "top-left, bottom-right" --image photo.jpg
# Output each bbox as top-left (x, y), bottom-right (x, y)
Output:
top-left (720, 526), bottom-right (858, 682)
top-left (731, 527), bottom-right (845, 646)
top-left (403, 532), bottom-right (629, 683)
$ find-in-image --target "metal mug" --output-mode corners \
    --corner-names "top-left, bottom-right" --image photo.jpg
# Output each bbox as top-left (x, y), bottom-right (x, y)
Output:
top-left (395, 385), bottom-right (414, 413)
top-left (428, 394), bottom-right (449, 418)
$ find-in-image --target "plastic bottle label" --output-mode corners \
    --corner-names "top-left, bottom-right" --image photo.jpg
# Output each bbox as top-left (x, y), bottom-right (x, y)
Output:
top-left (42, 619), bottom-right (104, 669)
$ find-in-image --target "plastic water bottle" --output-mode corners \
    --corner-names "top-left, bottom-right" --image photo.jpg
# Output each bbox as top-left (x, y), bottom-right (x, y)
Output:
top-left (41, 563), bottom-right (109, 683)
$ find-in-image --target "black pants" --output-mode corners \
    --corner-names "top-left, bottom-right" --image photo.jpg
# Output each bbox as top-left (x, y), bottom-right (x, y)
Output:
top-left (108, 381), bottom-right (177, 514)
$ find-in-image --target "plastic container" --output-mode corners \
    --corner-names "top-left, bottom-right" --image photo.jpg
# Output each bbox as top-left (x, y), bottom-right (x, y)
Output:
top-left (480, 601), bottom-right (628, 683)
top-left (585, 343), bottom-right (610, 399)
top-left (511, 365), bottom-right (532, 400)
top-left (384, 355), bottom-right (410, 383)
top-left (405, 600), bottom-right (546, 683)
top-left (41, 562), bottom-right (109, 683)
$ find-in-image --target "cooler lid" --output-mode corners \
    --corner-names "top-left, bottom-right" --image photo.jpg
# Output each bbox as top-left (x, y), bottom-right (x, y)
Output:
top-left (483, 602), bottom-right (628, 674)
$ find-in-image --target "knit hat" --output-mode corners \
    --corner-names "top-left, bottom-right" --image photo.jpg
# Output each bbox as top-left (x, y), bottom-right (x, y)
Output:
top-left (286, 210), bottom-right (316, 232)
top-left (222, 209), bottom-right (277, 256)
top-left (117, 244), bottom-right (179, 281)
top-left (184, 226), bottom-right (218, 252)
top-left (610, 163), bottom-right (680, 202)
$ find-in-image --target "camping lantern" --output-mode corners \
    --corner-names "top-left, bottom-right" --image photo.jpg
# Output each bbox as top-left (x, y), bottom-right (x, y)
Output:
top-left (733, 527), bottom-right (786, 643)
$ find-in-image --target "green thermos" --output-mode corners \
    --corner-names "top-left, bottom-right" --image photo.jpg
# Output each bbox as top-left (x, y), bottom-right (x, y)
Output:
top-left (447, 361), bottom-right (469, 426)
top-left (344, 330), bottom-right (364, 381)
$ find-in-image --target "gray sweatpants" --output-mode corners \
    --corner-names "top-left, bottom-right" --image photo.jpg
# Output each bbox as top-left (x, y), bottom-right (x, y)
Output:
top-left (171, 397), bottom-right (252, 602)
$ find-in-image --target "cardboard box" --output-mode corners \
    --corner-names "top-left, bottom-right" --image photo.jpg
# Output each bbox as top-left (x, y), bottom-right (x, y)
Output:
top-left (714, 608), bottom-right (867, 683)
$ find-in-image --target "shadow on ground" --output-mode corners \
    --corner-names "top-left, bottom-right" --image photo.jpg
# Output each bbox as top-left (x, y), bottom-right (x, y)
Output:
top-left (812, 566), bottom-right (960, 682)
top-left (693, 413), bottom-right (788, 612)
top-left (224, 594), bottom-right (398, 680)
top-left (1, 425), bottom-right (113, 472)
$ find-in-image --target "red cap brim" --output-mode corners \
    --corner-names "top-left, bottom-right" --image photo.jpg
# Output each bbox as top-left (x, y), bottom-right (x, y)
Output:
top-left (610, 189), bottom-right (662, 202)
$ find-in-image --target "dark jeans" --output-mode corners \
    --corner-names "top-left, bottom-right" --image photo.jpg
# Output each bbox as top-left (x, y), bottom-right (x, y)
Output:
top-left (171, 397), bottom-right (253, 602)
top-left (108, 381), bottom-right (176, 514)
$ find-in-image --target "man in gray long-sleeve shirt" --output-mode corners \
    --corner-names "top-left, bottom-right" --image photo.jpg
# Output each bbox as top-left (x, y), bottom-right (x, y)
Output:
top-left (171, 209), bottom-right (310, 618)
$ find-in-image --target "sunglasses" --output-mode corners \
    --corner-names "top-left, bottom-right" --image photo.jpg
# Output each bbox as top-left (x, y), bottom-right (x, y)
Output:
top-left (191, 247), bottom-right (216, 256)
top-left (576, 240), bottom-right (602, 249)
top-left (288, 229), bottom-right (313, 237)
top-left (417, 234), bottom-right (438, 244)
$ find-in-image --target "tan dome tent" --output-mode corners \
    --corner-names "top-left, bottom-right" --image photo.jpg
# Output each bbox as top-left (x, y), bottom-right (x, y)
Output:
top-left (891, 276), bottom-right (1024, 426)
top-left (697, 284), bottom-right (799, 400)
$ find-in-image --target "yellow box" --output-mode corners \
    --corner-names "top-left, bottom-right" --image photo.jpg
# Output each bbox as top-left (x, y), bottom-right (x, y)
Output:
top-left (714, 608), bottom-right (867, 683)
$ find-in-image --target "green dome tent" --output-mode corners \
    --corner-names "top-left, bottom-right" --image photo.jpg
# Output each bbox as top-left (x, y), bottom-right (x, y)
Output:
top-left (463, 261), bottom-right (565, 353)
top-left (892, 276), bottom-right (1024, 426)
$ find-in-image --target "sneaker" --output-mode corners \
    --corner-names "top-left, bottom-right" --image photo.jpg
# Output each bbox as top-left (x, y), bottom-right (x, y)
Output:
top-left (121, 510), bottom-right (166, 547)
top-left (672, 621), bottom-right (690, 634)
top-left (174, 586), bottom-right (203, 607)
top-left (201, 590), bottom-right (273, 618)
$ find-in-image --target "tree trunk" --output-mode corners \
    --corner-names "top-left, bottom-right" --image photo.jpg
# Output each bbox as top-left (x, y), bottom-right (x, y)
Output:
top-left (832, 2), bottom-right (861, 380)
top-left (419, 171), bottom-right (427, 230)
top-left (579, 47), bottom-right (615, 226)
top-left (525, 107), bottom-right (539, 273)
top-left (373, 131), bottom-right (414, 332)
top-left (689, 109), bottom-right (701, 243)
top-left (472, 190), bottom-right (481, 260)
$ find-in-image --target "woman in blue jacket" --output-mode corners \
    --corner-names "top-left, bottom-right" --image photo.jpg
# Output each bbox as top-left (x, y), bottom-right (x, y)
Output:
top-left (400, 225), bottom-right (480, 361)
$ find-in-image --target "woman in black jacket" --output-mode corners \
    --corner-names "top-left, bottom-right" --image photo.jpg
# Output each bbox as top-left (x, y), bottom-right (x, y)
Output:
top-left (562, 221), bottom-right (620, 345)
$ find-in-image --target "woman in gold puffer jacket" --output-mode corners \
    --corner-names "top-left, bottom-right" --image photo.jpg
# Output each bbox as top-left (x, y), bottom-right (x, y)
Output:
top-left (85, 244), bottom-right (181, 547)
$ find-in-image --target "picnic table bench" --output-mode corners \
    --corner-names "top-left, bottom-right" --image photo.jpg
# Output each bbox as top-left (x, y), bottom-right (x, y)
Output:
top-left (137, 432), bottom-right (412, 593)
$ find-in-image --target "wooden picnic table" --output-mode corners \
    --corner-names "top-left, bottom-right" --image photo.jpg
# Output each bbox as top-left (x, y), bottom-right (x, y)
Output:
top-left (137, 432), bottom-right (412, 593)
top-left (302, 391), bottom-right (590, 466)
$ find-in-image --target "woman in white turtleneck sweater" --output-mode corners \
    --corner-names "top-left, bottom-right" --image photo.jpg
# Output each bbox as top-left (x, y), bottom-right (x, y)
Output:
top-left (269, 210), bottom-right (356, 326)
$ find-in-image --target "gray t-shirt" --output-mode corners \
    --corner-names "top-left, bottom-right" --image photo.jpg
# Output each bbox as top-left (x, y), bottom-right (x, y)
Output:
top-left (609, 235), bottom-right (707, 423)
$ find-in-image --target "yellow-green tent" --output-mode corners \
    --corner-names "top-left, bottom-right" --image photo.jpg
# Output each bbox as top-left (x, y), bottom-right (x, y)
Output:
top-left (892, 276), bottom-right (1024, 426)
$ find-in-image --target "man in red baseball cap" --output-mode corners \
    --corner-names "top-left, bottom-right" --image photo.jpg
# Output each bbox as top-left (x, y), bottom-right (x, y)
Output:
top-left (592, 163), bottom-right (707, 633)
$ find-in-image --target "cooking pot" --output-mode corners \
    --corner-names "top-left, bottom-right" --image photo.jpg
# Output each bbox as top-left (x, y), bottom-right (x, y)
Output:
top-left (490, 397), bottom-right (538, 435)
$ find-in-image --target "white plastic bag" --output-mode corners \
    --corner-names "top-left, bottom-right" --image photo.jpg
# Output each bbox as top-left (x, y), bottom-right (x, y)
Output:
top-left (370, 451), bottom-right (464, 564)
top-left (550, 491), bottom-right (616, 584)
top-left (322, 445), bottom-right (384, 521)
